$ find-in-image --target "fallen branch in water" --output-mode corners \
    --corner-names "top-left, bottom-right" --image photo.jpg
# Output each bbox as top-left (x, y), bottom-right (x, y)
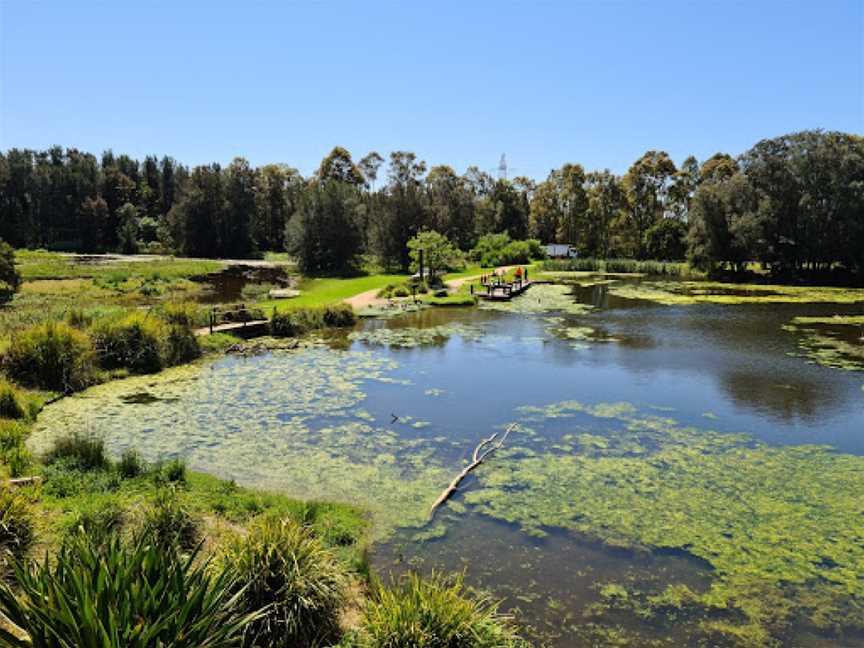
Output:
top-left (429, 423), bottom-right (517, 519)
top-left (6, 476), bottom-right (42, 487)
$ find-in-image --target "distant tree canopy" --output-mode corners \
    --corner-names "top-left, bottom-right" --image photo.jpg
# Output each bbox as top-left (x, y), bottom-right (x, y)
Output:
top-left (1, 132), bottom-right (861, 279)
top-left (0, 238), bottom-right (20, 303)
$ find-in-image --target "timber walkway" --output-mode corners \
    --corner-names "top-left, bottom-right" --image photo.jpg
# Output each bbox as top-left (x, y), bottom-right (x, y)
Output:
top-left (194, 304), bottom-right (269, 337)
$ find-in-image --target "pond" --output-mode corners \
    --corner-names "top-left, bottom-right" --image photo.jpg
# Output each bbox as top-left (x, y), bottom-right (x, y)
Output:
top-left (30, 277), bottom-right (864, 647)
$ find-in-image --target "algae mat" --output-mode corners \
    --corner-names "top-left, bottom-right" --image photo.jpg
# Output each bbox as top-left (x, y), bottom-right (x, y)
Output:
top-left (30, 349), bottom-right (452, 540)
top-left (782, 315), bottom-right (864, 372)
top-left (462, 400), bottom-right (864, 646)
top-left (607, 280), bottom-right (864, 305)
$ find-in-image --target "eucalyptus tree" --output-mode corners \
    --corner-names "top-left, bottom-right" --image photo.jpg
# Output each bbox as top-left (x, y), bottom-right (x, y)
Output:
top-left (623, 150), bottom-right (677, 258)
top-left (317, 146), bottom-right (364, 186)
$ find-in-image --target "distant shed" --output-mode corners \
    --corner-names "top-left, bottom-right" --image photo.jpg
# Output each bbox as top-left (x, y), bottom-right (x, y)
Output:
top-left (544, 243), bottom-right (576, 259)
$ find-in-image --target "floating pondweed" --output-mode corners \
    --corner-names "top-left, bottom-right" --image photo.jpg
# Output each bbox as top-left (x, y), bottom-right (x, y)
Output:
top-left (782, 315), bottom-right (864, 371)
top-left (29, 348), bottom-right (454, 540)
top-left (607, 280), bottom-right (864, 305)
top-left (348, 323), bottom-right (485, 348)
top-left (478, 284), bottom-right (592, 315)
top-left (464, 399), bottom-right (864, 646)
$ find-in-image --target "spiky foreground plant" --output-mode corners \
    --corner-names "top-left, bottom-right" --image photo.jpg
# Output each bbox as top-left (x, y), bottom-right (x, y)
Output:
top-left (218, 515), bottom-right (347, 647)
top-left (361, 571), bottom-right (527, 648)
top-left (0, 532), bottom-right (260, 648)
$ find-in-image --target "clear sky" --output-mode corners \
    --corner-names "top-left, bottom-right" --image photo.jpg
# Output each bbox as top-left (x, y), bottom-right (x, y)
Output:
top-left (1, 1), bottom-right (861, 180)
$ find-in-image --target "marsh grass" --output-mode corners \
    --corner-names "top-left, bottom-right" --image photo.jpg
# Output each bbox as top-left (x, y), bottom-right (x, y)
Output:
top-left (270, 304), bottom-right (356, 337)
top-left (43, 432), bottom-right (108, 472)
top-left (142, 488), bottom-right (199, 551)
top-left (543, 257), bottom-right (699, 277)
top-left (3, 321), bottom-right (96, 392)
top-left (0, 487), bottom-right (33, 559)
top-left (0, 379), bottom-right (26, 419)
top-left (218, 515), bottom-right (347, 647)
top-left (361, 571), bottom-right (526, 648)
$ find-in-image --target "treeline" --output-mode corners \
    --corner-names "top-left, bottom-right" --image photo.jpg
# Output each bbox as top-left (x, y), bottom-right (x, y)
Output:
top-left (1, 130), bottom-right (862, 278)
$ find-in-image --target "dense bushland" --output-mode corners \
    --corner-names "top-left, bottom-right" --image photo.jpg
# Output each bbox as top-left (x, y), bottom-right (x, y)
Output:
top-left (471, 233), bottom-right (544, 267)
top-left (4, 130), bottom-right (859, 281)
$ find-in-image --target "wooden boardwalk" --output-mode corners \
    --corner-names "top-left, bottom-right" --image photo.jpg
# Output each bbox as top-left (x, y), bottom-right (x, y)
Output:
top-left (194, 320), bottom-right (269, 337)
top-left (194, 303), bottom-right (269, 337)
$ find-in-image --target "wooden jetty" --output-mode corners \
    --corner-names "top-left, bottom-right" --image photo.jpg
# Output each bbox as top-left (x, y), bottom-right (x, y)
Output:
top-left (475, 279), bottom-right (534, 301)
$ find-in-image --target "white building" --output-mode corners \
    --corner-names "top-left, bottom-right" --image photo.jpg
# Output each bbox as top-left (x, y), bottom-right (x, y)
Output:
top-left (544, 243), bottom-right (576, 259)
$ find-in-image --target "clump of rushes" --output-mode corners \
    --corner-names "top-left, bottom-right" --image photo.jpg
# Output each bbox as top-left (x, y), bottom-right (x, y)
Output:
top-left (117, 449), bottom-right (145, 478)
top-left (0, 532), bottom-right (259, 648)
top-left (218, 515), bottom-right (347, 647)
top-left (361, 571), bottom-right (527, 648)
top-left (2, 321), bottom-right (96, 393)
top-left (0, 487), bottom-right (33, 560)
top-left (0, 379), bottom-right (25, 419)
top-left (160, 301), bottom-right (202, 327)
top-left (89, 312), bottom-right (167, 374)
top-left (270, 304), bottom-right (356, 337)
top-left (142, 488), bottom-right (199, 551)
top-left (43, 433), bottom-right (107, 472)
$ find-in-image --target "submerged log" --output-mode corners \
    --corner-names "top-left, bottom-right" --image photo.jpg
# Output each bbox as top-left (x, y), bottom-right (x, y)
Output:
top-left (429, 423), bottom-right (516, 519)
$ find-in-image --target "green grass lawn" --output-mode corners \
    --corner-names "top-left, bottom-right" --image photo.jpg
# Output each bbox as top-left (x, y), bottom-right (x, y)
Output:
top-left (257, 274), bottom-right (408, 311)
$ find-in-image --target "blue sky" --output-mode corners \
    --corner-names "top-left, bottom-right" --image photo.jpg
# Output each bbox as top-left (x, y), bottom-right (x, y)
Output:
top-left (1, 1), bottom-right (861, 180)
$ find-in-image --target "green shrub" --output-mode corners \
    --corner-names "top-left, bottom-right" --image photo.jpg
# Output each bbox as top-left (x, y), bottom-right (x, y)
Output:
top-left (4, 446), bottom-right (32, 478)
top-left (164, 323), bottom-right (201, 365)
top-left (393, 286), bottom-right (410, 298)
top-left (142, 488), bottom-right (199, 551)
top-left (90, 312), bottom-right (166, 374)
top-left (118, 449), bottom-right (145, 478)
top-left (361, 572), bottom-right (526, 648)
top-left (270, 305), bottom-right (356, 337)
top-left (0, 239), bottom-right (21, 304)
top-left (0, 532), bottom-right (259, 648)
top-left (3, 321), bottom-right (96, 392)
top-left (322, 303), bottom-right (356, 327)
top-left (161, 301), bottom-right (201, 327)
top-left (472, 233), bottom-right (544, 267)
top-left (218, 515), bottom-right (347, 647)
top-left (0, 379), bottom-right (25, 419)
top-left (64, 500), bottom-right (125, 542)
top-left (43, 433), bottom-right (107, 472)
top-left (163, 458), bottom-right (187, 484)
top-left (0, 487), bottom-right (33, 559)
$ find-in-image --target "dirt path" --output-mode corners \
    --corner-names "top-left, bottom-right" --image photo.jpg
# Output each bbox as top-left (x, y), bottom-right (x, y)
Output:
top-left (344, 266), bottom-right (525, 309)
top-left (345, 288), bottom-right (388, 309)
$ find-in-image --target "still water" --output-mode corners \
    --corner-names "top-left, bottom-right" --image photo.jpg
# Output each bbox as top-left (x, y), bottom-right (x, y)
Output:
top-left (31, 279), bottom-right (864, 647)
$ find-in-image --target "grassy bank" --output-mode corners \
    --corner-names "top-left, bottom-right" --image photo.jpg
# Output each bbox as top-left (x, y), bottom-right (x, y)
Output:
top-left (258, 273), bottom-right (406, 311)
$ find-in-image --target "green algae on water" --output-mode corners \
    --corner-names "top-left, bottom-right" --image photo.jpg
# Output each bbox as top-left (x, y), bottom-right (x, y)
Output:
top-left (608, 280), bottom-right (864, 305)
top-left (348, 322), bottom-right (485, 348)
top-left (782, 315), bottom-right (864, 372)
top-left (465, 399), bottom-right (864, 646)
top-left (29, 348), bottom-right (454, 540)
top-left (478, 283), bottom-right (592, 315)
